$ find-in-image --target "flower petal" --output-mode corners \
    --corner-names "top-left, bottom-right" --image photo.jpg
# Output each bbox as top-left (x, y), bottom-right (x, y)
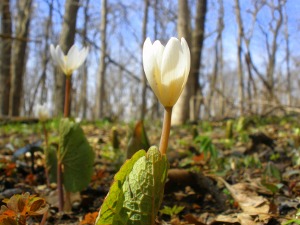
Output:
top-left (50, 44), bottom-right (57, 64)
top-left (55, 45), bottom-right (68, 74)
top-left (143, 38), bottom-right (161, 99)
top-left (160, 37), bottom-right (186, 106)
top-left (77, 47), bottom-right (89, 67)
top-left (152, 40), bottom-right (164, 69)
top-left (178, 37), bottom-right (190, 94)
top-left (67, 45), bottom-right (80, 71)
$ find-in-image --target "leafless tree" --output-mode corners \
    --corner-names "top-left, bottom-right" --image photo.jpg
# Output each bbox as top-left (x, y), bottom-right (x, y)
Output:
top-left (172, 0), bottom-right (207, 125)
top-left (0, 0), bottom-right (12, 116)
top-left (9, 0), bottom-right (32, 116)
top-left (53, 0), bottom-right (80, 116)
top-left (95, 0), bottom-right (107, 119)
top-left (206, 0), bottom-right (224, 118)
top-left (28, 0), bottom-right (54, 115)
top-left (140, 0), bottom-right (150, 120)
top-left (234, 0), bottom-right (245, 115)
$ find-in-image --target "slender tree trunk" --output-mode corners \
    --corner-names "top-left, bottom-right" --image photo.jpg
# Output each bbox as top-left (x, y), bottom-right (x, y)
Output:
top-left (140, 0), bottom-right (149, 120)
top-left (96, 0), bottom-right (107, 119)
top-left (9, 0), bottom-right (32, 116)
top-left (172, 0), bottom-right (207, 125)
top-left (28, 0), bottom-right (53, 115)
top-left (192, 0), bottom-right (207, 121)
top-left (0, 0), bottom-right (12, 116)
top-left (234, 0), bottom-right (245, 116)
top-left (206, 0), bottom-right (223, 118)
top-left (284, 12), bottom-right (291, 106)
top-left (54, 0), bottom-right (80, 116)
top-left (151, 0), bottom-right (160, 120)
top-left (172, 0), bottom-right (191, 125)
top-left (80, 0), bottom-right (90, 119)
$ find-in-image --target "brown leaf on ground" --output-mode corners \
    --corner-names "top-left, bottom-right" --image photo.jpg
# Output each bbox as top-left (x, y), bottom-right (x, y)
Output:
top-left (218, 177), bottom-right (270, 215)
top-left (184, 214), bottom-right (207, 225)
top-left (211, 213), bottom-right (257, 225)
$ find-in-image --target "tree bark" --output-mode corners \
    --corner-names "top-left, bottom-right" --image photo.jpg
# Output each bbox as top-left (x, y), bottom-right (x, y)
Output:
top-left (80, 0), bottom-right (90, 119)
top-left (206, 0), bottom-right (224, 118)
top-left (172, 0), bottom-right (191, 125)
top-left (172, 0), bottom-right (207, 125)
top-left (140, 0), bottom-right (150, 120)
top-left (9, 0), bottom-right (32, 116)
top-left (0, 0), bottom-right (12, 116)
top-left (284, 10), bottom-right (291, 106)
top-left (234, 0), bottom-right (245, 116)
top-left (265, 2), bottom-right (282, 103)
top-left (53, 0), bottom-right (80, 116)
top-left (28, 0), bottom-right (53, 115)
top-left (95, 0), bottom-right (107, 119)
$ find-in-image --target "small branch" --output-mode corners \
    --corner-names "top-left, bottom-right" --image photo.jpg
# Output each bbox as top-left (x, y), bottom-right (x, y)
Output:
top-left (0, 33), bottom-right (41, 43)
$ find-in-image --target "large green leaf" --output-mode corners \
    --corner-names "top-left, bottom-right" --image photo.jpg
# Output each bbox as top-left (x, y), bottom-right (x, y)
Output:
top-left (59, 118), bottom-right (95, 192)
top-left (96, 147), bottom-right (169, 225)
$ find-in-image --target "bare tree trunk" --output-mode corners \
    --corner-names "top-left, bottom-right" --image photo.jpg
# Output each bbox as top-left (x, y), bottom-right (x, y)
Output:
top-left (0, 0), bottom-right (12, 116)
top-left (261, 1), bottom-right (283, 105)
top-left (95, 0), bottom-right (107, 119)
top-left (53, 0), bottom-right (80, 116)
top-left (28, 0), bottom-right (53, 115)
top-left (80, 0), bottom-right (90, 119)
top-left (9, 0), bottom-right (32, 116)
top-left (268, 5), bottom-right (282, 102)
top-left (206, 0), bottom-right (223, 118)
top-left (192, 0), bottom-right (207, 121)
top-left (140, 0), bottom-right (150, 120)
top-left (283, 8), bottom-right (291, 106)
top-left (172, 0), bottom-right (191, 125)
top-left (151, 0), bottom-right (160, 120)
top-left (172, 0), bottom-right (207, 125)
top-left (234, 0), bottom-right (245, 116)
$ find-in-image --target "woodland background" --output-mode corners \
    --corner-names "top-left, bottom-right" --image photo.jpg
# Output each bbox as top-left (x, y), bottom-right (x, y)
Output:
top-left (0, 0), bottom-right (300, 124)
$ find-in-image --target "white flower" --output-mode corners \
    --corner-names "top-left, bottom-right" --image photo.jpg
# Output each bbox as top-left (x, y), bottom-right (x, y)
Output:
top-left (143, 37), bottom-right (190, 107)
top-left (35, 103), bottom-right (49, 122)
top-left (50, 44), bottom-right (89, 76)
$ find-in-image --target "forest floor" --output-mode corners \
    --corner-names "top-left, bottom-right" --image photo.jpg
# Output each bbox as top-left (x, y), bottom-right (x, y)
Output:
top-left (1, 115), bottom-right (300, 225)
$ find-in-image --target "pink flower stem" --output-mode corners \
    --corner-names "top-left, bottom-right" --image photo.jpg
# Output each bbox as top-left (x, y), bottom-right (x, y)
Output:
top-left (159, 107), bottom-right (173, 155)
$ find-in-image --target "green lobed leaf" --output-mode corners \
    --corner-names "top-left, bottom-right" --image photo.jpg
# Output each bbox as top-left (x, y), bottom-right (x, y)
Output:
top-left (59, 118), bottom-right (95, 192)
top-left (96, 146), bottom-right (169, 225)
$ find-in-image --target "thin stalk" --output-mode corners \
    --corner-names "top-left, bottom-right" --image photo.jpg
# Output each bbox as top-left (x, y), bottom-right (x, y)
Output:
top-left (64, 76), bottom-right (71, 117)
top-left (57, 159), bottom-right (63, 211)
top-left (61, 75), bottom-right (72, 211)
top-left (159, 107), bottom-right (172, 155)
top-left (42, 122), bottom-right (50, 187)
top-left (40, 209), bottom-right (48, 225)
top-left (57, 75), bottom-right (72, 212)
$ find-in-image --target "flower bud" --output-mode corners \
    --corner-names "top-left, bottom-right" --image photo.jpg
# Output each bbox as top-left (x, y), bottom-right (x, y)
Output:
top-left (143, 37), bottom-right (190, 107)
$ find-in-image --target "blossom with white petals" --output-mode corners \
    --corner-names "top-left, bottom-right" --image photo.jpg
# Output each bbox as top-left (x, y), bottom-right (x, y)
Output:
top-left (143, 37), bottom-right (190, 107)
top-left (35, 103), bottom-right (49, 122)
top-left (50, 44), bottom-right (89, 76)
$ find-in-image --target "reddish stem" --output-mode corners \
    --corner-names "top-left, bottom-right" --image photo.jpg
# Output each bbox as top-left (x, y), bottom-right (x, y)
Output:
top-left (57, 160), bottom-right (64, 211)
top-left (64, 76), bottom-right (71, 117)
top-left (42, 122), bottom-right (50, 187)
top-left (159, 107), bottom-right (172, 155)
